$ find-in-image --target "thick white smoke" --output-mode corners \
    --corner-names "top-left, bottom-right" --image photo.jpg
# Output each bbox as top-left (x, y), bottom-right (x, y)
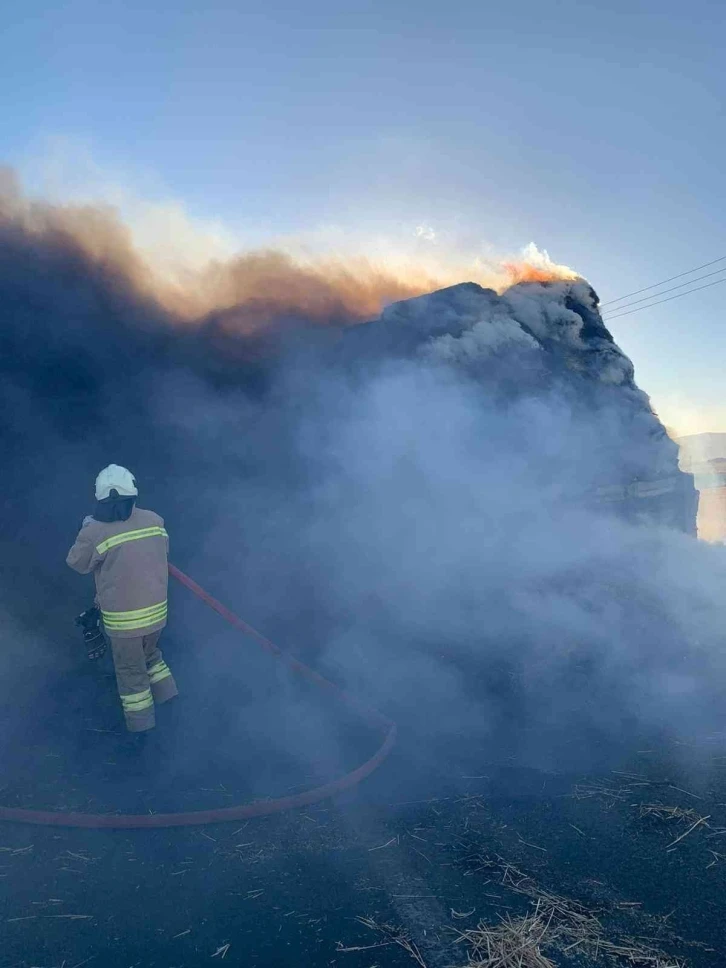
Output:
top-left (156, 279), bottom-right (722, 777)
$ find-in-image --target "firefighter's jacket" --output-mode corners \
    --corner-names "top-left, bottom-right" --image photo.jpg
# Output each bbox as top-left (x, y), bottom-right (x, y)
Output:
top-left (67, 507), bottom-right (169, 639)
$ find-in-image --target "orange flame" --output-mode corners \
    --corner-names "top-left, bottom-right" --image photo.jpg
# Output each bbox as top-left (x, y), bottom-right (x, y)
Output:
top-left (501, 261), bottom-right (579, 286)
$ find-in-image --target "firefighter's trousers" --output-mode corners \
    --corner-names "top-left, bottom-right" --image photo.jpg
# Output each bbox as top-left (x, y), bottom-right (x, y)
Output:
top-left (109, 630), bottom-right (178, 732)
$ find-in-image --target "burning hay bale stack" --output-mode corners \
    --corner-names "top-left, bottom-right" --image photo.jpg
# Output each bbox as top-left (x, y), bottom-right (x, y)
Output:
top-left (343, 279), bottom-right (697, 534)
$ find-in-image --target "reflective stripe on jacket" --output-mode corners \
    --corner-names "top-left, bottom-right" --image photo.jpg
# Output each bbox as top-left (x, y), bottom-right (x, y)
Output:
top-left (66, 507), bottom-right (169, 639)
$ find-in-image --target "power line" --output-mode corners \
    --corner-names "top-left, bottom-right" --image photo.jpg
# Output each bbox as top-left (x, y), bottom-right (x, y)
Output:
top-left (600, 255), bottom-right (726, 307)
top-left (602, 265), bottom-right (726, 314)
top-left (604, 276), bottom-right (726, 320)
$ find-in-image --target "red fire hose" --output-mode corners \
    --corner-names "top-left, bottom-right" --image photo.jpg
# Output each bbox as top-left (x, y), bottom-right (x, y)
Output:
top-left (0, 564), bottom-right (397, 829)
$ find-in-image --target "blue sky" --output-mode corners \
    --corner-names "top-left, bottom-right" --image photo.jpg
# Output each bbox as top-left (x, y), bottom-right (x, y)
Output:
top-left (2, 0), bottom-right (724, 434)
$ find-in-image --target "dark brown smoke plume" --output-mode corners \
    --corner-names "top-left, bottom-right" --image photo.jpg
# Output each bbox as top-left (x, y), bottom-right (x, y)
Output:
top-left (0, 168), bottom-right (579, 343)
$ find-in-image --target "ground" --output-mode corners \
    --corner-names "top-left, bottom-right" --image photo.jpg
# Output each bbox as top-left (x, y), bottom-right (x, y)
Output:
top-left (3, 728), bottom-right (726, 965)
top-left (1, 602), bottom-right (726, 968)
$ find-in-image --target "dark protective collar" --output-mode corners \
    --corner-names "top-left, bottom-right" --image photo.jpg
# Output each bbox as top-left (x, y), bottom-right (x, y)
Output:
top-left (93, 496), bottom-right (136, 522)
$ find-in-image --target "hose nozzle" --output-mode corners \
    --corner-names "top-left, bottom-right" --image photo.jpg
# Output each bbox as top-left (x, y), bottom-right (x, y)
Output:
top-left (75, 606), bottom-right (106, 660)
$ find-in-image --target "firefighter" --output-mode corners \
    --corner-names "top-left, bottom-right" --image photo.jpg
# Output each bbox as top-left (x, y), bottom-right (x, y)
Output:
top-left (67, 464), bottom-right (178, 732)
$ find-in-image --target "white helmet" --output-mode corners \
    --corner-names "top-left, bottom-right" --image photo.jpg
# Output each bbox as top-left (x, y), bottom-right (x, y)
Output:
top-left (95, 464), bottom-right (138, 501)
